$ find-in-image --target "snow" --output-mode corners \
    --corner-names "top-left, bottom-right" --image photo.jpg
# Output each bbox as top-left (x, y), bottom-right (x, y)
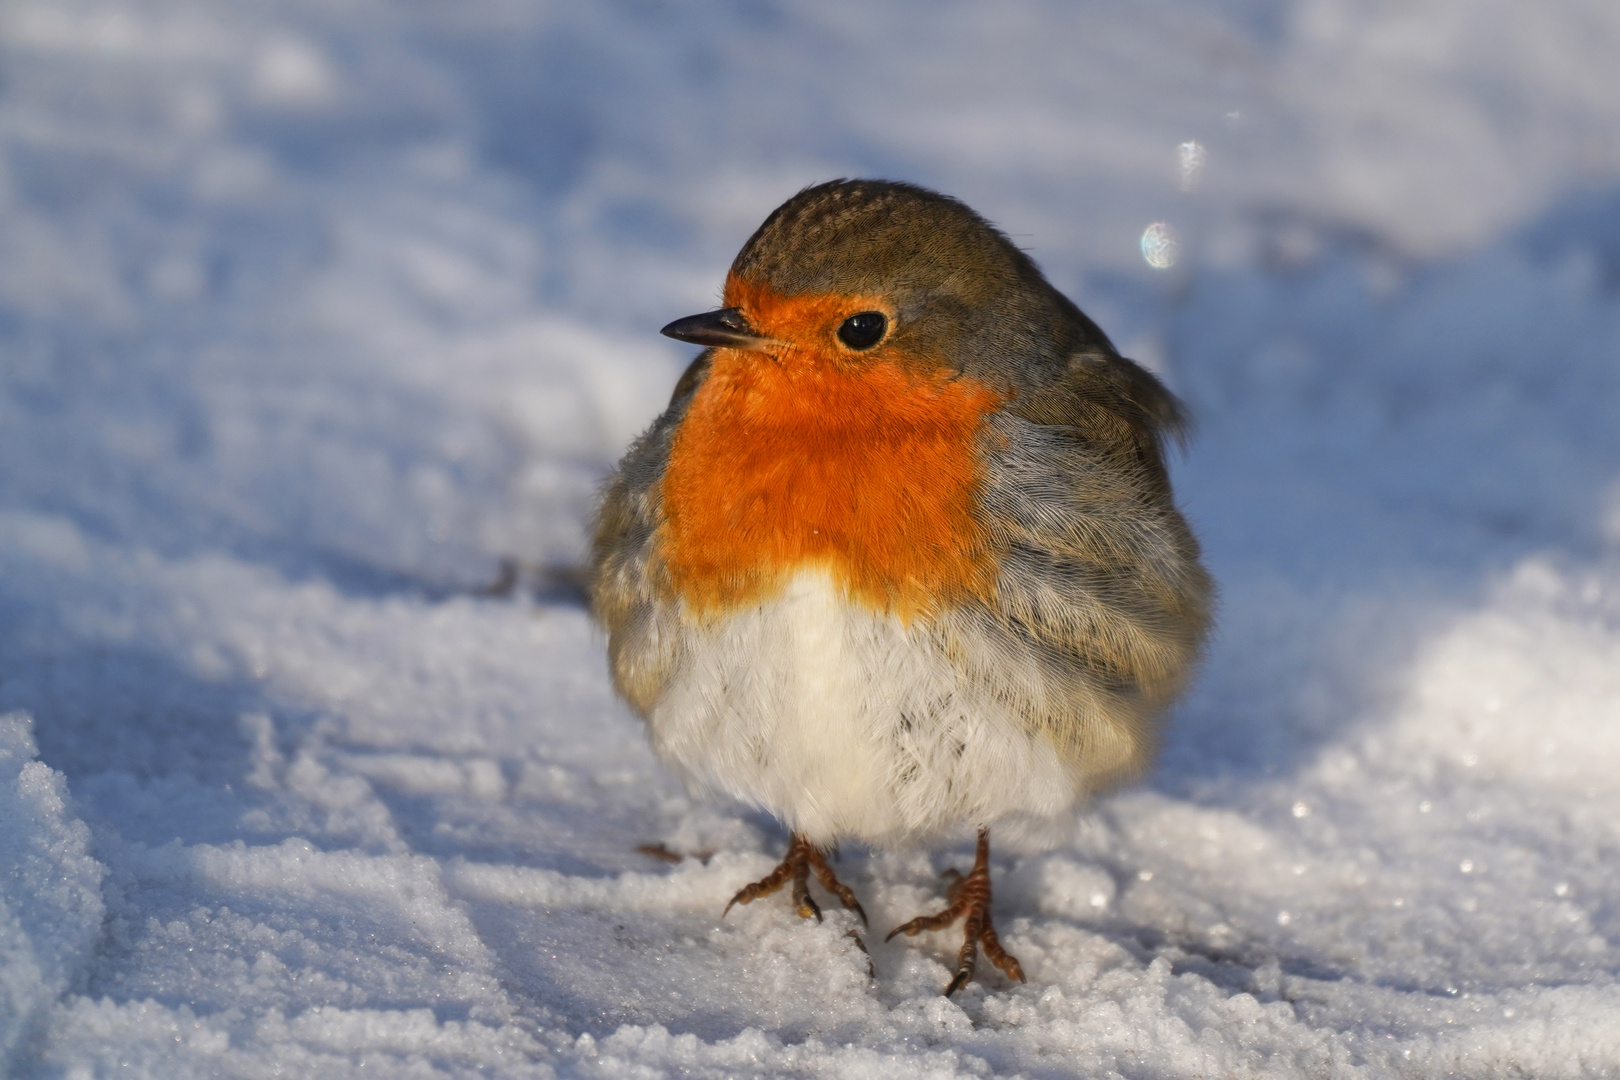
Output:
top-left (0, 715), bottom-right (104, 1070)
top-left (2, 0), bottom-right (1619, 1075)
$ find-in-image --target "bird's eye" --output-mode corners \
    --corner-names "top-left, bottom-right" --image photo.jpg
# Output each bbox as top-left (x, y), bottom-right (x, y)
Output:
top-left (836, 311), bottom-right (888, 350)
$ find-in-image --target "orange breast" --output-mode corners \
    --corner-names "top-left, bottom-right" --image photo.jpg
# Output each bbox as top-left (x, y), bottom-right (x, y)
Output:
top-left (657, 333), bottom-right (1002, 622)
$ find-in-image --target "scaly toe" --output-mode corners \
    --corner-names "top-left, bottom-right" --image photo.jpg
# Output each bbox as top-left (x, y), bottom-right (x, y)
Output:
top-left (885, 906), bottom-right (962, 942)
top-left (980, 921), bottom-right (1025, 983)
top-left (807, 851), bottom-right (869, 927)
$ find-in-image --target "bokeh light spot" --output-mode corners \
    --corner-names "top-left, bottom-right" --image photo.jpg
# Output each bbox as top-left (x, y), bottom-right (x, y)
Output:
top-left (1141, 222), bottom-right (1179, 269)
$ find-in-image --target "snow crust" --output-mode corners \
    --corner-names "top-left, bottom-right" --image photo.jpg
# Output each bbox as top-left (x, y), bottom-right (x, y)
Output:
top-left (2, 1), bottom-right (1619, 1076)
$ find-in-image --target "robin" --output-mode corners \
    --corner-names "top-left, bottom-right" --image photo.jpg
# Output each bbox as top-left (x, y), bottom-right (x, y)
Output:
top-left (589, 179), bottom-right (1212, 995)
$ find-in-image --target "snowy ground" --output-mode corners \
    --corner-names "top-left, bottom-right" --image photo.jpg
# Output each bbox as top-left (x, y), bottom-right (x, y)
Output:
top-left (3, 1), bottom-right (1620, 1076)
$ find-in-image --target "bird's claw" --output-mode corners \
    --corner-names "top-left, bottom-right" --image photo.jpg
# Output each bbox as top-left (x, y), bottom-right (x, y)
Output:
top-left (791, 871), bottom-right (823, 922)
top-left (722, 833), bottom-right (866, 926)
top-left (886, 829), bottom-right (1025, 996)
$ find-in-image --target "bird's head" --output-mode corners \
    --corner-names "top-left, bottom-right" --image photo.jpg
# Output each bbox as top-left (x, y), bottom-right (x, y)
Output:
top-left (661, 179), bottom-right (1117, 394)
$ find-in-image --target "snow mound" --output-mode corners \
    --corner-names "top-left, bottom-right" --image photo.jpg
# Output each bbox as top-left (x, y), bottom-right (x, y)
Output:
top-left (0, 713), bottom-right (104, 1068)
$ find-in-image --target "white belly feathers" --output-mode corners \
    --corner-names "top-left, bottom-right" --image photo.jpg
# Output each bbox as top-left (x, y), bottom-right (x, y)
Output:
top-left (646, 570), bottom-right (1075, 848)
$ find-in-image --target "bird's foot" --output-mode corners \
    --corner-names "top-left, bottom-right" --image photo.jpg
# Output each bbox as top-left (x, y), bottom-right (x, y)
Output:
top-left (886, 828), bottom-right (1025, 996)
top-left (723, 833), bottom-right (868, 927)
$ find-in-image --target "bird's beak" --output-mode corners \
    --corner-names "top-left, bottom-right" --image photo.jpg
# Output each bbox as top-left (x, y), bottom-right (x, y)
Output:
top-left (660, 307), bottom-right (778, 350)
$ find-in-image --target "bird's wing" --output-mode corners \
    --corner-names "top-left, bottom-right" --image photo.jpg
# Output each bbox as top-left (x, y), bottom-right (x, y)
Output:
top-left (587, 352), bottom-right (713, 715)
top-left (1008, 351), bottom-right (1190, 492)
top-left (943, 355), bottom-right (1213, 791)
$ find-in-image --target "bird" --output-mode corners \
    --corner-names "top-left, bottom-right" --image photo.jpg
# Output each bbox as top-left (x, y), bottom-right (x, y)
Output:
top-left (588, 179), bottom-right (1212, 995)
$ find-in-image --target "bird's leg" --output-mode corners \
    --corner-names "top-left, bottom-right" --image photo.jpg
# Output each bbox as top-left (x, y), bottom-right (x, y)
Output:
top-left (886, 828), bottom-right (1026, 996)
top-left (723, 832), bottom-right (867, 926)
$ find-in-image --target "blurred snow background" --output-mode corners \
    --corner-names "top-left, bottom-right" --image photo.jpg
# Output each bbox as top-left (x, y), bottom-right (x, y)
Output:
top-left (2, 0), bottom-right (1619, 1076)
